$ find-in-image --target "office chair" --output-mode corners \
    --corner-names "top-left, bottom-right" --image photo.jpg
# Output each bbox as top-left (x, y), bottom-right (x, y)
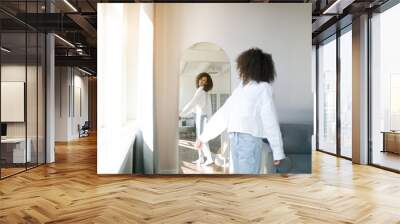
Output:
top-left (79, 121), bottom-right (90, 138)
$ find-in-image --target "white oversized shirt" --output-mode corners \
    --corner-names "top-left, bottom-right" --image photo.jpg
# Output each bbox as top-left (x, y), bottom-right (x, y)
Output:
top-left (180, 86), bottom-right (212, 120)
top-left (198, 81), bottom-right (285, 161)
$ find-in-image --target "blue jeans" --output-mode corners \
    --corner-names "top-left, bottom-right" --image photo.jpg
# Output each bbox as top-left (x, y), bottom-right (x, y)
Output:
top-left (196, 115), bottom-right (212, 161)
top-left (229, 132), bottom-right (262, 174)
top-left (196, 115), bottom-right (207, 137)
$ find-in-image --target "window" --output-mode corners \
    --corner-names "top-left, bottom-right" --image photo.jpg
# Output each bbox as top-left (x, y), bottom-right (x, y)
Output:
top-left (317, 36), bottom-right (337, 154)
top-left (370, 3), bottom-right (400, 171)
top-left (317, 26), bottom-right (353, 159)
top-left (0, 2), bottom-right (47, 179)
top-left (390, 74), bottom-right (400, 130)
top-left (340, 28), bottom-right (352, 158)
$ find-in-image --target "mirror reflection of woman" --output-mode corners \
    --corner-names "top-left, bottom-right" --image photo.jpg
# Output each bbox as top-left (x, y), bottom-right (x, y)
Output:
top-left (180, 72), bottom-right (214, 166)
top-left (195, 48), bottom-right (286, 174)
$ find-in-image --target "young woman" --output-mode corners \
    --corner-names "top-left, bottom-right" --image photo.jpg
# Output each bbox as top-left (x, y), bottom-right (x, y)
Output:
top-left (195, 48), bottom-right (285, 174)
top-left (180, 72), bottom-right (214, 166)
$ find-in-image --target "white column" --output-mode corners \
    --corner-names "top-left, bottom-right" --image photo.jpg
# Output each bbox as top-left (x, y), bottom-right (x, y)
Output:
top-left (46, 32), bottom-right (55, 163)
top-left (352, 14), bottom-right (369, 164)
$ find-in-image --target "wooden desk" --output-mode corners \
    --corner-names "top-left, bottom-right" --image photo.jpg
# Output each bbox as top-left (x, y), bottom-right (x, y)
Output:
top-left (382, 131), bottom-right (400, 154)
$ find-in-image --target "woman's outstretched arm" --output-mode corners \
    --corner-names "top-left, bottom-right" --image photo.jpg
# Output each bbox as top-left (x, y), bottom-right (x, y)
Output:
top-left (260, 86), bottom-right (285, 161)
top-left (198, 95), bottom-right (232, 143)
top-left (180, 87), bottom-right (204, 118)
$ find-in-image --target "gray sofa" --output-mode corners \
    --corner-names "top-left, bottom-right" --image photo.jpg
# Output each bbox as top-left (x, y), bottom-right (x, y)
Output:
top-left (277, 123), bottom-right (313, 173)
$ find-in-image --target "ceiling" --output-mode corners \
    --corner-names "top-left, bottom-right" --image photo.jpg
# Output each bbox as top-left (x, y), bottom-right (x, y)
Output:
top-left (0, 0), bottom-right (393, 75)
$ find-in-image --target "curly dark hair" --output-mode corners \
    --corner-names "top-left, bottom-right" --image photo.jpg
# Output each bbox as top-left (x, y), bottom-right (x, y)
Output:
top-left (195, 72), bottom-right (213, 92)
top-left (236, 48), bottom-right (276, 83)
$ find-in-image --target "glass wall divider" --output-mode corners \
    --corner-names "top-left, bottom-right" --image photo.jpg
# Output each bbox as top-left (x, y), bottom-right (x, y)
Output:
top-left (25, 2), bottom-right (28, 171)
top-left (0, 0), bottom-right (47, 180)
top-left (316, 24), bottom-right (353, 161)
top-left (36, 25), bottom-right (39, 169)
top-left (339, 25), bottom-right (353, 159)
top-left (316, 45), bottom-right (320, 151)
top-left (367, 11), bottom-right (373, 165)
top-left (369, 2), bottom-right (400, 172)
top-left (336, 29), bottom-right (341, 157)
top-left (317, 33), bottom-right (337, 155)
top-left (0, 28), bottom-right (2, 179)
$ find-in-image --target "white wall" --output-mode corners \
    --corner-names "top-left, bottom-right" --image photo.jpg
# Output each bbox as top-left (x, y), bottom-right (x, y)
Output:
top-left (1, 64), bottom-right (47, 163)
top-left (1, 65), bottom-right (40, 138)
top-left (54, 67), bottom-right (89, 141)
top-left (72, 73), bottom-right (89, 138)
top-left (55, 67), bottom-right (69, 141)
top-left (97, 3), bottom-right (154, 174)
top-left (154, 3), bottom-right (312, 173)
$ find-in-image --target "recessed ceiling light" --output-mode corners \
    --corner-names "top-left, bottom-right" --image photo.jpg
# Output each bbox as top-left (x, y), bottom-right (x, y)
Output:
top-left (78, 67), bottom-right (93, 76)
top-left (323, 0), bottom-right (343, 14)
top-left (54, 34), bottom-right (75, 48)
top-left (1, 47), bottom-right (11, 53)
top-left (63, 0), bottom-right (78, 12)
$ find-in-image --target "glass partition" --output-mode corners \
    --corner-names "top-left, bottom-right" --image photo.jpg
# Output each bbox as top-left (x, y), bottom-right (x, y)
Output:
top-left (317, 36), bottom-right (337, 155)
top-left (371, 4), bottom-right (400, 171)
top-left (27, 31), bottom-right (38, 169)
top-left (0, 2), bottom-right (46, 179)
top-left (1, 31), bottom-right (28, 178)
top-left (38, 32), bottom-right (45, 165)
top-left (339, 28), bottom-right (352, 158)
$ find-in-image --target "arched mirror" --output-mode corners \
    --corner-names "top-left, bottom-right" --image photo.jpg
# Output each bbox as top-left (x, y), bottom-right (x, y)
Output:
top-left (178, 42), bottom-right (231, 174)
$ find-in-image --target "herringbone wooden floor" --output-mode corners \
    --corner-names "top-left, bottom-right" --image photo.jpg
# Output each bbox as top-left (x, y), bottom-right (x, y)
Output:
top-left (1, 135), bottom-right (400, 224)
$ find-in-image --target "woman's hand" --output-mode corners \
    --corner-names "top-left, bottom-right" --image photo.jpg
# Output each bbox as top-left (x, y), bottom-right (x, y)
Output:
top-left (194, 139), bottom-right (202, 149)
top-left (273, 159), bottom-right (289, 177)
top-left (280, 173), bottom-right (289, 178)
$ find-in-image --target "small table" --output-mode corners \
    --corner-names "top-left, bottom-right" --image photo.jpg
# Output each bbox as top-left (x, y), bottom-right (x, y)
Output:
top-left (381, 131), bottom-right (400, 154)
top-left (1, 138), bottom-right (32, 164)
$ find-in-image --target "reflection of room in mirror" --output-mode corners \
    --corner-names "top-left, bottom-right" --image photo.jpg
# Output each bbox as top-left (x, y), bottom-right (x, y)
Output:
top-left (178, 42), bottom-right (231, 174)
top-left (210, 94), bottom-right (217, 114)
top-left (219, 94), bottom-right (229, 108)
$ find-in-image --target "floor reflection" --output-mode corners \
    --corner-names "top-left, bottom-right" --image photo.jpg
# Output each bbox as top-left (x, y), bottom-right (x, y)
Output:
top-left (178, 139), bottom-right (229, 174)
